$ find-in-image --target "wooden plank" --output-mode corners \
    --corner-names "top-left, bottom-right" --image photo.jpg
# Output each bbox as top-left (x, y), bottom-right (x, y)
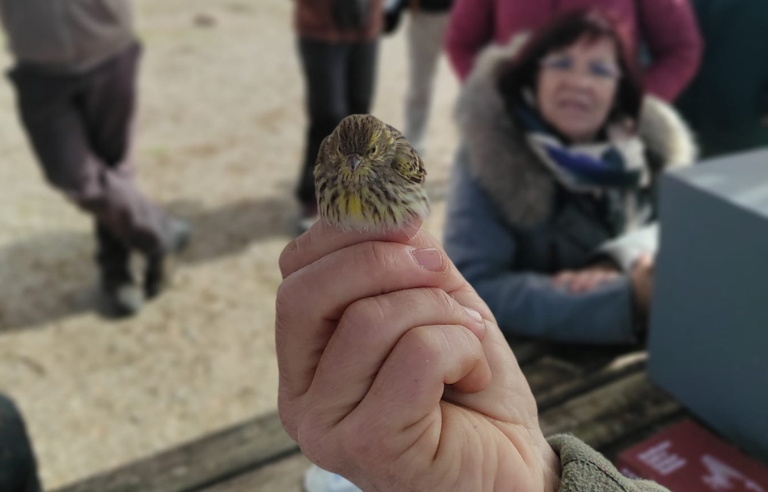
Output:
top-left (522, 347), bottom-right (647, 409)
top-left (524, 355), bottom-right (584, 395)
top-left (536, 352), bottom-right (647, 412)
top-left (203, 368), bottom-right (672, 492)
top-left (55, 342), bottom-right (657, 492)
top-left (540, 372), bottom-right (681, 450)
top-left (506, 338), bottom-right (551, 366)
top-left (53, 412), bottom-right (299, 492)
top-left (201, 453), bottom-right (311, 492)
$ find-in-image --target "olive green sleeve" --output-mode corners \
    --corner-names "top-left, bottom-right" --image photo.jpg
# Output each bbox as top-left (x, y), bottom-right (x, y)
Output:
top-left (548, 434), bottom-right (670, 492)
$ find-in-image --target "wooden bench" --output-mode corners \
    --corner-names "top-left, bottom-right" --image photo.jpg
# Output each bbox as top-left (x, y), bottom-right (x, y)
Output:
top-left (54, 341), bottom-right (685, 492)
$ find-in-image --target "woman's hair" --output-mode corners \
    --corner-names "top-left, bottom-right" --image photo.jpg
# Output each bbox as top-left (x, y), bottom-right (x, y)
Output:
top-left (498, 10), bottom-right (644, 124)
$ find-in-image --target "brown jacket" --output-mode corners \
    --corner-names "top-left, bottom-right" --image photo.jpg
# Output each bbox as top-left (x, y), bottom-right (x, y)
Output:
top-left (295, 0), bottom-right (384, 43)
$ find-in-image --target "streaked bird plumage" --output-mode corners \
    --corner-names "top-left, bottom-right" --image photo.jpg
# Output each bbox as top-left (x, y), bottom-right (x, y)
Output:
top-left (314, 114), bottom-right (430, 232)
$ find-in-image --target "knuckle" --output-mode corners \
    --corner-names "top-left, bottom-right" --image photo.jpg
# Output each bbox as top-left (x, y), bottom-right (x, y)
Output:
top-left (423, 288), bottom-right (457, 315)
top-left (401, 325), bottom-right (441, 358)
top-left (340, 296), bottom-right (388, 333)
top-left (296, 417), bottom-right (326, 464)
top-left (338, 418), bottom-right (375, 462)
top-left (277, 392), bottom-right (299, 441)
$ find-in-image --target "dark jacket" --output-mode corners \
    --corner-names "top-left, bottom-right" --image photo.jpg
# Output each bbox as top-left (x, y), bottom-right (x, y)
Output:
top-left (0, 0), bottom-right (135, 72)
top-left (295, 0), bottom-right (385, 43)
top-left (675, 0), bottom-right (768, 157)
top-left (444, 40), bottom-right (697, 344)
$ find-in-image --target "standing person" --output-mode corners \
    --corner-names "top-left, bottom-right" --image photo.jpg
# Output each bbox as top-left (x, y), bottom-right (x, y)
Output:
top-left (294, 0), bottom-right (385, 232)
top-left (445, 0), bottom-right (703, 102)
top-left (399, 0), bottom-right (454, 156)
top-left (676, 0), bottom-right (768, 158)
top-left (0, 0), bottom-right (190, 316)
top-left (444, 11), bottom-right (697, 344)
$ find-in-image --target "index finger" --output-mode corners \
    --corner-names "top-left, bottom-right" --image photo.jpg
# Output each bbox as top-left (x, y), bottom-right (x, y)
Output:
top-left (279, 219), bottom-right (434, 279)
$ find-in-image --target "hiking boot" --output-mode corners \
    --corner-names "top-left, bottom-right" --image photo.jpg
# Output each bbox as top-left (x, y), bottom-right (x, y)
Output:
top-left (145, 218), bottom-right (191, 299)
top-left (102, 276), bottom-right (144, 317)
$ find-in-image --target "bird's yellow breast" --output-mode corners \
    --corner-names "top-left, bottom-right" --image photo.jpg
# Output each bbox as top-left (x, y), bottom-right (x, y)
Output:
top-left (345, 194), bottom-right (363, 218)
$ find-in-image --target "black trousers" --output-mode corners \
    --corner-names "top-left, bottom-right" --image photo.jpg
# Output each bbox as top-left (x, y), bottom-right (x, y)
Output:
top-left (296, 38), bottom-right (379, 206)
top-left (0, 394), bottom-right (42, 492)
top-left (8, 43), bottom-right (167, 281)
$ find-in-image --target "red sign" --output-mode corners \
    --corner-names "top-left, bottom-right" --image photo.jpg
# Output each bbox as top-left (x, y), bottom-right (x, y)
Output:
top-left (616, 420), bottom-right (768, 492)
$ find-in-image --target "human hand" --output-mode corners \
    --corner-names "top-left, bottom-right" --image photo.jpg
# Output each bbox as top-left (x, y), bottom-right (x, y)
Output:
top-left (276, 221), bottom-right (560, 492)
top-left (553, 261), bottom-right (620, 294)
top-left (630, 253), bottom-right (654, 319)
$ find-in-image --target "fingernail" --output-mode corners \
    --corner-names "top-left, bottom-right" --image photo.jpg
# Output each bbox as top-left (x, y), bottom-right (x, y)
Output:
top-left (410, 248), bottom-right (444, 272)
top-left (462, 306), bottom-right (483, 323)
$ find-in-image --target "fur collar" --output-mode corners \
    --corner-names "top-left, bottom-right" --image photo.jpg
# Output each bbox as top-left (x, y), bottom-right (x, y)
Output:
top-left (455, 36), bottom-right (697, 228)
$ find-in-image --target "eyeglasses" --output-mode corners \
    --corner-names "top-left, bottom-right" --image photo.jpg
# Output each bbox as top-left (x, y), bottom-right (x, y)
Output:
top-left (540, 54), bottom-right (622, 81)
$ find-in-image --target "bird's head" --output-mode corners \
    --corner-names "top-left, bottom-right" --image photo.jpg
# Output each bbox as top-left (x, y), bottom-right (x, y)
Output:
top-left (330, 115), bottom-right (395, 178)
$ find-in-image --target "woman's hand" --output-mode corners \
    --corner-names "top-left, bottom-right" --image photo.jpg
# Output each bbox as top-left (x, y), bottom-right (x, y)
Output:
top-left (276, 221), bottom-right (560, 492)
top-left (630, 253), bottom-right (654, 319)
top-left (553, 261), bottom-right (620, 294)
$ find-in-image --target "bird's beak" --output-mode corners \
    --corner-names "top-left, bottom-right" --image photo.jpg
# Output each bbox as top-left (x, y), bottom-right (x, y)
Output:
top-left (347, 154), bottom-right (362, 172)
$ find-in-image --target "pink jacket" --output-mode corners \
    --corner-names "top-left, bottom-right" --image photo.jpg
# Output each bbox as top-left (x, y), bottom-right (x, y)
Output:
top-left (446, 0), bottom-right (702, 101)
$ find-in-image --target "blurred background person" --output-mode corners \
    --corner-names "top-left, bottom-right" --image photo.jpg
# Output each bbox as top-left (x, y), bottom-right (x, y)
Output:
top-left (385, 0), bottom-right (455, 156)
top-left (0, 393), bottom-right (42, 492)
top-left (445, 0), bottom-right (702, 102)
top-left (676, 0), bottom-right (768, 158)
top-left (0, 0), bottom-right (190, 317)
top-left (444, 11), bottom-right (697, 344)
top-left (293, 0), bottom-right (385, 232)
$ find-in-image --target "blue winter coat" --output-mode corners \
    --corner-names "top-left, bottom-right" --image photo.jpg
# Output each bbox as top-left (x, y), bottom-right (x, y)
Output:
top-left (444, 42), bottom-right (697, 344)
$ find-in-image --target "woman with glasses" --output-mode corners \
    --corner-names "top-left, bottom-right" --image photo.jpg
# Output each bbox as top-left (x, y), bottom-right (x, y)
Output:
top-left (445, 0), bottom-right (702, 102)
top-left (444, 11), bottom-right (697, 344)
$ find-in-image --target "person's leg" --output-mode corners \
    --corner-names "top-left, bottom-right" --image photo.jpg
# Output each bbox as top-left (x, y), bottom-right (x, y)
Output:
top-left (346, 39), bottom-right (379, 116)
top-left (7, 66), bottom-right (146, 313)
top-left (9, 56), bottom-right (171, 258)
top-left (404, 10), bottom-right (449, 155)
top-left (77, 44), bottom-right (189, 299)
top-left (0, 394), bottom-right (42, 492)
top-left (296, 38), bottom-right (348, 226)
top-left (93, 222), bottom-right (146, 313)
top-left (75, 44), bottom-right (179, 257)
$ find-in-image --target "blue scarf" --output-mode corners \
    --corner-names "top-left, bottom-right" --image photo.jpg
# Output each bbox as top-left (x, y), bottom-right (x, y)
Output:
top-left (515, 98), bottom-right (652, 233)
top-left (515, 101), bottom-right (650, 193)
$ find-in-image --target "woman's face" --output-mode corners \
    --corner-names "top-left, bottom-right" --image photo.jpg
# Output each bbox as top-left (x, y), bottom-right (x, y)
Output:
top-left (536, 36), bottom-right (621, 143)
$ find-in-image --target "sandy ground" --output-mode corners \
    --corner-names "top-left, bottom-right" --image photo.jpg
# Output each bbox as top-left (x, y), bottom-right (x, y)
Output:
top-left (0, 0), bottom-right (459, 488)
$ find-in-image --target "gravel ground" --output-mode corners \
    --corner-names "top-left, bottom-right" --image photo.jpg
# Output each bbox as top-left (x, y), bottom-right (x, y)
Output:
top-left (0, 0), bottom-right (459, 488)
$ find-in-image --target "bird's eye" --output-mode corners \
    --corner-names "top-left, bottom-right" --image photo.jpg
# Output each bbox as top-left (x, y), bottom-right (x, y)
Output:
top-left (369, 146), bottom-right (377, 156)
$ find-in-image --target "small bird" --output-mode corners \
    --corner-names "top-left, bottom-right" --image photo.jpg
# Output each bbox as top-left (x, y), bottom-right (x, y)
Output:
top-left (314, 114), bottom-right (430, 232)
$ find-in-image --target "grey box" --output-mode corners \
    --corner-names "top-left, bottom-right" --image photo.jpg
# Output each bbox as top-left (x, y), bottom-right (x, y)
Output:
top-left (648, 148), bottom-right (768, 462)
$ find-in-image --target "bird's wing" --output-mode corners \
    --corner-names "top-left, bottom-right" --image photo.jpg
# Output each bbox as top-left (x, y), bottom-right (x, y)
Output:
top-left (387, 124), bottom-right (426, 184)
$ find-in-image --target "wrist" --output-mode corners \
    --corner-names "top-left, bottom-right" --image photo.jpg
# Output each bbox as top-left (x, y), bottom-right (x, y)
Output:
top-left (530, 433), bottom-right (561, 492)
top-left (540, 442), bottom-right (561, 492)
